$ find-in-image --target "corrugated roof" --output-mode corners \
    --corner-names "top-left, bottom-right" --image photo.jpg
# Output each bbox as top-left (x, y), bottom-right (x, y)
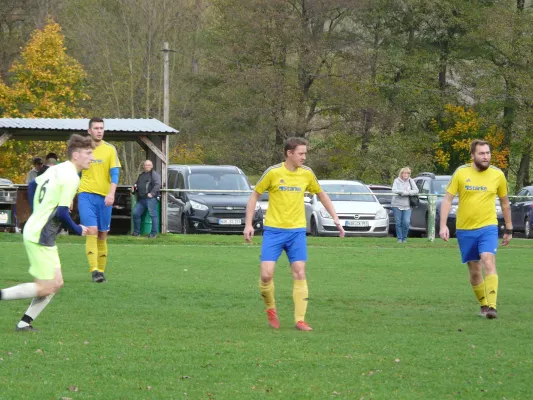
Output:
top-left (0, 118), bottom-right (178, 133)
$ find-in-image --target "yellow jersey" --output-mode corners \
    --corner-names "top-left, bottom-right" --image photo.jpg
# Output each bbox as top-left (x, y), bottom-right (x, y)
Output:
top-left (255, 163), bottom-right (322, 229)
top-left (79, 141), bottom-right (121, 196)
top-left (446, 164), bottom-right (508, 230)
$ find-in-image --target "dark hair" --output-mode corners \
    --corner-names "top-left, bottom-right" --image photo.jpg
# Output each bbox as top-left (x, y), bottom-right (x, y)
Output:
top-left (470, 139), bottom-right (490, 155)
top-left (67, 134), bottom-right (95, 159)
top-left (45, 152), bottom-right (58, 160)
top-left (32, 157), bottom-right (44, 166)
top-left (284, 137), bottom-right (309, 157)
top-left (88, 117), bottom-right (104, 128)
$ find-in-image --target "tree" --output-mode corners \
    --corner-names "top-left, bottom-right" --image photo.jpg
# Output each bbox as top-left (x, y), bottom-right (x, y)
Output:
top-left (433, 104), bottom-right (509, 174)
top-left (0, 20), bottom-right (88, 182)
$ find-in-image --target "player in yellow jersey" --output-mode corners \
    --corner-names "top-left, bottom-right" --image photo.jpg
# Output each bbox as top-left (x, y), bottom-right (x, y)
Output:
top-left (440, 139), bottom-right (513, 320)
top-left (244, 137), bottom-right (345, 331)
top-left (78, 117), bottom-right (121, 283)
top-left (1, 135), bottom-right (93, 331)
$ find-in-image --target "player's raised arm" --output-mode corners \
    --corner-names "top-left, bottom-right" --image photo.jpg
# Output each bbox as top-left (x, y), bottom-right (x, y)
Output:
top-left (316, 191), bottom-right (345, 238)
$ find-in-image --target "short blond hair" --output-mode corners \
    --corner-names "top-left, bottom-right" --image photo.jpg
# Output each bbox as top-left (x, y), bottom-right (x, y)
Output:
top-left (398, 167), bottom-right (412, 178)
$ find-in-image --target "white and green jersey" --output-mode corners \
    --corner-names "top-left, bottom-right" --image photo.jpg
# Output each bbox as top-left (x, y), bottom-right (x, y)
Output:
top-left (23, 161), bottom-right (80, 246)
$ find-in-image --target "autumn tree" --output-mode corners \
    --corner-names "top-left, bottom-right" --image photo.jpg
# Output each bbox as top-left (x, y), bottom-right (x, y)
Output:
top-left (433, 104), bottom-right (509, 175)
top-left (0, 20), bottom-right (88, 182)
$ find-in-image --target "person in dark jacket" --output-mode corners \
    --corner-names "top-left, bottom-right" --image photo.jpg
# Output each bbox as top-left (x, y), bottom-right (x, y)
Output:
top-left (131, 160), bottom-right (161, 238)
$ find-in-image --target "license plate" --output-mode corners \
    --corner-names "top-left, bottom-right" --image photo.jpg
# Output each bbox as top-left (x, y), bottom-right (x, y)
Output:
top-left (345, 220), bottom-right (369, 227)
top-left (218, 219), bottom-right (242, 225)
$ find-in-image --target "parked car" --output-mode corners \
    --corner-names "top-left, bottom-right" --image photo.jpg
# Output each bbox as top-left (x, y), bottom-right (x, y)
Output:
top-left (257, 191), bottom-right (269, 224)
top-left (305, 180), bottom-right (389, 237)
top-left (0, 178), bottom-right (13, 186)
top-left (166, 165), bottom-right (263, 234)
top-left (510, 185), bottom-right (533, 238)
top-left (409, 172), bottom-right (505, 237)
top-left (367, 184), bottom-right (395, 234)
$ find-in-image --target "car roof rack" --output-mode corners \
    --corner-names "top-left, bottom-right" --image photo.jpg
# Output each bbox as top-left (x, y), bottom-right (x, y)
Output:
top-left (416, 172), bottom-right (435, 179)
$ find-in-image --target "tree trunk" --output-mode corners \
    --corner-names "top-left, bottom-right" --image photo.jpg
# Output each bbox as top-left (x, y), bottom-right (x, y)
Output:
top-left (502, 78), bottom-right (514, 177)
top-left (361, 108), bottom-right (373, 152)
top-left (515, 147), bottom-right (531, 192)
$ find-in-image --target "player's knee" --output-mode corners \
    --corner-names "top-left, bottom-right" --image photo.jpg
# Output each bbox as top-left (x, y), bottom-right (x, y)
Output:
top-left (293, 271), bottom-right (306, 280)
top-left (54, 279), bottom-right (64, 291)
top-left (97, 231), bottom-right (108, 240)
top-left (36, 283), bottom-right (56, 297)
top-left (87, 227), bottom-right (98, 235)
top-left (260, 274), bottom-right (273, 283)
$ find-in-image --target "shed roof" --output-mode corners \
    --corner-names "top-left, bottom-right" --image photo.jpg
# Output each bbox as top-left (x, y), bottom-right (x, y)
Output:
top-left (0, 118), bottom-right (178, 141)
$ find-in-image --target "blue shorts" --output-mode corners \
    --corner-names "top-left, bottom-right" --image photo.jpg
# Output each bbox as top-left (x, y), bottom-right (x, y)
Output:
top-left (260, 227), bottom-right (307, 263)
top-left (456, 225), bottom-right (499, 264)
top-left (78, 192), bottom-right (112, 232)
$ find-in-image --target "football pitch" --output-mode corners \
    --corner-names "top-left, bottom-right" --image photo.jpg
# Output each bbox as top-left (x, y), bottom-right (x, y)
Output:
top-left (1, 233), bottom-right (532, 399)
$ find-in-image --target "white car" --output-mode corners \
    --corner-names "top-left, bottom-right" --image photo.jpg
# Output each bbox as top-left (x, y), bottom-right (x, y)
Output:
top-left (305, 180), bottom-right (389, 237)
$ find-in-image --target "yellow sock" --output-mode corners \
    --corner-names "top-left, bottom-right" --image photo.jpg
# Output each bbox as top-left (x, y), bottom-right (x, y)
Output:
top-left (471, 281), bottom-right (488, 307)
top-left (293, 280), bottom-right (308, 323)
top-left (97, 239), bottom-right (108, 273)
top-left (485, 274), bottom-right (499, 309)
top-left (86, 235), bottom-right (98, 273)
top-left (259, 279), bottom-right (275, 309)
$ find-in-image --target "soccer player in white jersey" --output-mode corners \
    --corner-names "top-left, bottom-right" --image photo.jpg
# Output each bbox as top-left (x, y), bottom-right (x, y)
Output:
top-left (0, 134), bottom-right (94, 331)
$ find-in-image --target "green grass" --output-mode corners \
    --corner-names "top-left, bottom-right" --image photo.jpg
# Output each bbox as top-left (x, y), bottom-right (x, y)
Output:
top-left (1, 233), bottom-right (532, 399)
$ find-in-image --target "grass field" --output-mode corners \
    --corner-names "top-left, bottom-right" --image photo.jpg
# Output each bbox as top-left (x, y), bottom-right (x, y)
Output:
top-left (1, 233), bottom-right (532, 399)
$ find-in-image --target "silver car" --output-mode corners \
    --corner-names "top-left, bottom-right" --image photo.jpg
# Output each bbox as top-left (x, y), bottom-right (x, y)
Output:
top-left (257, 191), bottom-right (269, 224)
top-left (305, 180), bottom-right (389, 237)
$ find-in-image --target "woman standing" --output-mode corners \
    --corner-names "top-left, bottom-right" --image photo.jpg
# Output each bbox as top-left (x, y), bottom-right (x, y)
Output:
top-left (391, 167), bottom-right (419, 243)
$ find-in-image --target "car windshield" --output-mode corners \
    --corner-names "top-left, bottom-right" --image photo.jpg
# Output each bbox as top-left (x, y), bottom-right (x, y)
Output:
top-left (321, 184), bottom-right (376, 202)
top-left (188, 173), bottom-right (252, 194)
top-left (370, 189), bottom-right (392, 204)
top-left (433, 179), bottom-right (450, 195)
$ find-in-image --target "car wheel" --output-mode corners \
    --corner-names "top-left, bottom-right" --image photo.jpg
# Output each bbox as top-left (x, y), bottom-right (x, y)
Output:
top-left (525, 217), bottom-right (532, 239)
top-left (311, 218), bottom-right (319, 237)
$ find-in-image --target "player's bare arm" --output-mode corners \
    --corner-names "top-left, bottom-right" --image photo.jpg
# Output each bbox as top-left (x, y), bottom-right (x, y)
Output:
top-left (105, 183), bottom-right (117, 207)
top-left (244, 191), bottom-right (261, 242)
top-left (439, 192), bottom-right (455, 241)
top-left (499, 195), bottom-right (513, 246)
top-left (316, 192), bottom-right (345, 238)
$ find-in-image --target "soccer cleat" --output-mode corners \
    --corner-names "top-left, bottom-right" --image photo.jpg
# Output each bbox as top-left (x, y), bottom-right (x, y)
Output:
top-left (131, 232), bottom-right (140, 237)
top-left (486, 307), bottom-right (498, 319)
top-left (147, 233), bottom-right (157, 239)
top-left (15, 324), bottom-right (39, 332)
top-left (92, 271), bottom-right (106, 283)
top-left (266, 309), bottom-right (280, 329)
top-left (295, 321), bottom-right (313, 331)
top-left (479, 305), bottom-right (489, 317)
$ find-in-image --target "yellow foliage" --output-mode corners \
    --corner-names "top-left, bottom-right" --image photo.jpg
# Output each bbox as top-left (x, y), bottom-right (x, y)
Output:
top-left (433, 104), bottom-right (509, 171)
top-left (169, 144), bottom-right (205, 164)
top-left (0, 21), bottom-right (89, 183)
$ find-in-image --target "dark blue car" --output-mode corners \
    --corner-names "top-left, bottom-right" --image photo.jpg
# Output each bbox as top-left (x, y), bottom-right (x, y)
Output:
top-left (511, 186), bottom-right (533, 239)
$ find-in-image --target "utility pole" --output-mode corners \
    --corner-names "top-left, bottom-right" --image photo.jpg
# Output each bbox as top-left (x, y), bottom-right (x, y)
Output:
top-left (161, 42), bottom-right (171, 234)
